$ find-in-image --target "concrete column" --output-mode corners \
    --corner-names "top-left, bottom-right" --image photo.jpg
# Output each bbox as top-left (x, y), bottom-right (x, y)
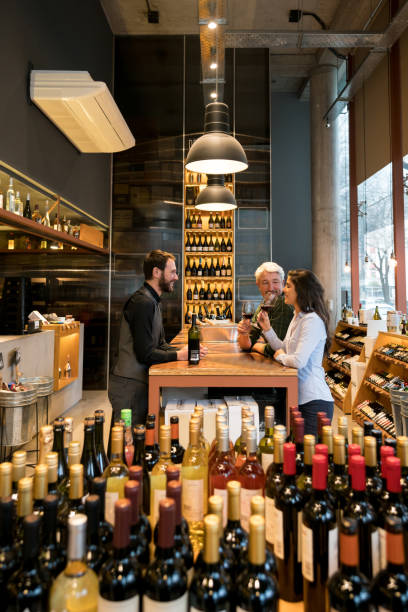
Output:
top-left (310, 64), bottom-right (341, 333)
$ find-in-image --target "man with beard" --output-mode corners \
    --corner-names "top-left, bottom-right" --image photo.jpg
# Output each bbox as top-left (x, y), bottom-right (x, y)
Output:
top-left (109, 250), bottom-right (206, 424)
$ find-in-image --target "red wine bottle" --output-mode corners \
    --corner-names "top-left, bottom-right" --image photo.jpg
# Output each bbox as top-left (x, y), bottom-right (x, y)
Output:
top-left (371, 515), bottom-right (408, 609)
top-left (39, 494), bottom-right (66, 579)
top-left (274, 442), bottom-right (304, 601)
top-left (327, 517), bottom-right (372, 611)
top-left (265, 433), bottom-right (285, 550)
top-left (209, 423), bottom-right (238, 524)
top-left (124, 480), bottom-right (150, 568)
top-left (85, 494), bottom-right (107, 573)
top-left (236, 515), bottom-right (279, 611)
top-left (98, 499), bottom-right (143, 609)
top-left (170, 416), bottom-right (185, 464)
top-left (52, 417), bottom-right (68, 483)
top-left (94, 409), bottom-right (109, 473)
top-left (166, 480), bottom-right (194, 581)
top-left (143, 498), bottom-right (188, 609)
top-left (128, 465), bottom-right (152, 543)
top-left (296, 434), bottom-right (315, 504)
top-left (302, 453), bottom-right (338, 612)
top-left (131, 425), bottom-right (151, 515)
top-left (90, 477), bottom-right (114, 547)
top-left (238, 425), bottom-right (265, 531)
top-left (0, 497), bottom-right (19, 603)
top-left (364, 436), bottom-right (383, 507)
top-left (328, 434), bottom-right (350, 524)
top-left (378, 444), bottom-right (395, 507)
top-left (343, 454), bottom-right (378, 579)
top-left (80, 417), bottom-right (101, 492)
top-left (293, 417), bottom-right (304, 475)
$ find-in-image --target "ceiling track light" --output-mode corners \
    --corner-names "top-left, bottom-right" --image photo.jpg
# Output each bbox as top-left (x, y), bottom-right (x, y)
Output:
top-left (344, 260), bottom-right (351, 273)
top-left (195, 175), bottom-right (237, 211)
top-left (185, 102), bottom-right (248, 175)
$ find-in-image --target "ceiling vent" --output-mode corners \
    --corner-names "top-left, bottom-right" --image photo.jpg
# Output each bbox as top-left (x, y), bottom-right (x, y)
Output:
top-left (30, 70), bottom-right (135, 153)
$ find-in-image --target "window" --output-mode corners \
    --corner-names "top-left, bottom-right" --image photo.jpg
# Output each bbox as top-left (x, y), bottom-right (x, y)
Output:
top-left (337, 109), bottom-right (351, 307)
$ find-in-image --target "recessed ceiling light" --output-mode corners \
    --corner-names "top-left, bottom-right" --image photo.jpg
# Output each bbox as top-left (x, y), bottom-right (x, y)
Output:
top-left (210, 92), bottom-right (217, 99)
top-left (210, 62), bottom-right (218, 70)
top-left (208, 21), bottom-right (217, 29)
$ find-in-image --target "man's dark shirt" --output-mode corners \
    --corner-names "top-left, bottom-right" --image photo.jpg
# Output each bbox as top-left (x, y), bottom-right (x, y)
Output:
top-left (124, 282), bottom-right (177, 366)
top-left (248, 295), bottom-right (293, 358)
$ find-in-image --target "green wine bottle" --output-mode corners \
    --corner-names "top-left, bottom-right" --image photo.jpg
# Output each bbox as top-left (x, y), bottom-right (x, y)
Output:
top-left (188, 314), bottom-right (200, 365)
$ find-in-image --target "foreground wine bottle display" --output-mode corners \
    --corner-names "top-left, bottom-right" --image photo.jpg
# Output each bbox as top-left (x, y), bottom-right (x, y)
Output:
top-left (5, 408), bottom-right (408, 611)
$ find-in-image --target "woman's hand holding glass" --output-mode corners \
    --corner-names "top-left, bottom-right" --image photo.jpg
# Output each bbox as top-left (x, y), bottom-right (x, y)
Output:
top-left (257, 309), bottom-right (271, 331)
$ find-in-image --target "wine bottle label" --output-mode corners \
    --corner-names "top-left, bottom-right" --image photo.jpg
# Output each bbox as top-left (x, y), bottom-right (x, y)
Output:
top-left (371, 529), bottom-right (380, 576)
top-left (261, 452), bottom-right (274, 472)
top-left (265, 495), bottom-right (275, 545)
top-left (240, 488), bottom-right (262, 532)
top-left (297, 510), bottom-right (303, 563)
top-left (273, 505), bottom-right (284, 559)
top-left (302, 523), bottom-right (314, 581)
top-left (189, 350), bottom-right (200, 364)
top-left (98, 594), bottom-right (139, 610)
top-left (379, 527), bottom-right (387, 570)
top-left (182, 479), bottom-right (204, 522)
top-left (143, 592), bottom-right (188, 611)
top-left (105, 491), bottom-right (119, 525)
top-left (214, 488), bottom-right (228, 526)
top-left (152, 488), bottom-right (166, 526)
top-left (328, 526), bottom-right (338, 577)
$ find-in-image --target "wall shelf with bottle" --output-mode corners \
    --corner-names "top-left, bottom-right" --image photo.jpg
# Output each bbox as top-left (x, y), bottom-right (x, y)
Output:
top-left (183, 170), bottom-right (235, 325)
top-left (46, 322), bottom-right (80, 391)
top-left (324, 319), bottom-right (367, 414)
top-left (0, 162), bottom-right (109, 255)
top-left (351, 330), bottom-right (408, 440)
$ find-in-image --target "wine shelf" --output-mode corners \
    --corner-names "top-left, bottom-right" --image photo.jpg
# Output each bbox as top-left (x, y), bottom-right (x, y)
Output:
top-left (374, 350), bottom-right (408, 368)
top-left (185, 228), bottom-right (232, 233)
top-left (185, 276), bottom-right (233, 281)
top-left (326, 359), bottom-right (351, 377)
top-left (185, 251), bottom-right (233, 256)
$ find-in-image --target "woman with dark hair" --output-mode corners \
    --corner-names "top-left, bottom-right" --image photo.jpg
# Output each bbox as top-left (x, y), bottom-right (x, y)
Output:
top-left (254, 269), bottom-right (333, 436)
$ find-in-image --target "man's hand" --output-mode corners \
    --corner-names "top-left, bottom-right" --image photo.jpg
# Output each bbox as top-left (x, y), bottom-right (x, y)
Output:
top-left (257, 310), bottom-right (271, 331)
top-left (252, 342), bottom-right (266, 355)
top-left (176, 345), bottom-right (189, 361)
top-left (200, 344), bottom-right (208, 357)
top-left (237, 318), bottom-right (251, 335)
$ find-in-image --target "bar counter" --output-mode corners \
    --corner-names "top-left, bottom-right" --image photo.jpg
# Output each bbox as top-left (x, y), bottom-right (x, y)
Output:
top-left (149, 326), bottom-right (298, 436)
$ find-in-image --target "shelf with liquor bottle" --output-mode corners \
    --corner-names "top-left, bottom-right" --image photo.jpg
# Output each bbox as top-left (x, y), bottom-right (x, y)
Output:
top-left (46, 322), bottom-right (80, 391)
top-left (0, 162), bottom-right (108, 254)
top-left (323, 319), bottom-right (367, 414)
top-left (351, 330), bottom-right (408, 440)
top-left (183, 170), bottom-right (235, 325)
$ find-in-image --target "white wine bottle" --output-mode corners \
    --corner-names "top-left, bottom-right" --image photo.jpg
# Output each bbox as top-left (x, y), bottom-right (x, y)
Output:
top-left (181, 418), bottom-right (208, 544)
top-left (102, 426), bottom-right (129, 525)
top-left (150, 425), bottom-right (173, 526)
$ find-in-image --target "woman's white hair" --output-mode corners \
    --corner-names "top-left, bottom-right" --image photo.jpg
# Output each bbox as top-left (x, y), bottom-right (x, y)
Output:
top-left (255, 261), bottom-right (285, 283)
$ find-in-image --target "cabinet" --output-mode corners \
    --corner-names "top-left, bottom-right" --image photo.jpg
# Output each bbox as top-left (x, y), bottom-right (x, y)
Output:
top-left (324, 320), bottom-right (367, 414)
top-left (183, 171), bottom-right (235, 324)
top-left (351, 331), bottom-right (408, 440)
top-left (47, 322), bottom-right (80, 391)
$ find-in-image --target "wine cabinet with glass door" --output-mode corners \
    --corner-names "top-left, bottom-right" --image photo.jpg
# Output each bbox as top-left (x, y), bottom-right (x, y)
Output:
top-left (183, 170), bottom-right (235, 326)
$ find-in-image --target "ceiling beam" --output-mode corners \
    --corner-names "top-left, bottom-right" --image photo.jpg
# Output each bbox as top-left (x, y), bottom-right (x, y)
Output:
top-left (225, 30), bottom-right (383, 49)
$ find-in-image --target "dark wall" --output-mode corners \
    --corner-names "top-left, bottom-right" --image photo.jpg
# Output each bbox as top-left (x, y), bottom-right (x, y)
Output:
top-left (271, 93), bottom-right (312, 274)
top-left (0, 1), bottom-right (113, 225)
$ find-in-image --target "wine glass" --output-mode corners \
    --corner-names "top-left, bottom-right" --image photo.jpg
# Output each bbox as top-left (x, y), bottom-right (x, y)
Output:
top-left (242, 301), bottom-right (255, 324)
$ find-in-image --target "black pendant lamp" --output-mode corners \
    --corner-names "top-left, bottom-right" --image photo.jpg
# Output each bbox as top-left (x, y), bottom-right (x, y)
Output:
top-left (185, 102), bottom-right (248, 175)
top-left (195, 175), bottom-right (237, 211)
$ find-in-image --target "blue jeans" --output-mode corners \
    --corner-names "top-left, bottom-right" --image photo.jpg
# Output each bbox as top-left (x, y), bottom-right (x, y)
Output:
top-left (299, 399), bottom-right (334, 437)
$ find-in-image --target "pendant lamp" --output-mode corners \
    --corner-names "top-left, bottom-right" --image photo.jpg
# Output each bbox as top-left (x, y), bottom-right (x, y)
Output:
top-left (195, 175), bottom-right (237, 211)
top-left (185, 102), bottom-right (248, 175)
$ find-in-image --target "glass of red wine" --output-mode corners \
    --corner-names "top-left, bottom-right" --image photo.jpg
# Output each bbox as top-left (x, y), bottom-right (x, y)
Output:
top-left (242, 301), bottom-right (255, 322)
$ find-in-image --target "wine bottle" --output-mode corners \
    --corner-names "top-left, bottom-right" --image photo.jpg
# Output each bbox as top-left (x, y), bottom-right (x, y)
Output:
top-left (222, 480), bottom-right (248, 578)
top-left (80, 417), bottom-right (101, 492)
top-left (185, 210), bottom-right (192, 228)
top-left (39, 494), bottom-right (66, 579)
top-left (145, 420), bottom-right (160, 476)
top-left (11, 450), bottom-right (26, 499)
top-left (181, 418), bottom-right (208, 539)
top-left (327, 517), bottom-right (372, 611)
top-left (143, 498), bottom-right (188, 609)
top-left (322, 425), bottom-right (334, 473)
top-left (63, 417), bottom-right (73, 460)
top-left (0, 461), bottom-right (12, 498)
top-left (328, 434), bottom-right (349, 524)
top-left (150, 425), bottom-right (173, 526)
top-left (226, 285), bottom-right (232, 301)
top-left (199, 282), bottom-right (205, 300)
top-left (247, 495), bottom-right (277, 576)
top-left (364, 435), bottom-right (383, 507)
top-left (193, 282), bottom-right (199, 300)
top-left (236, 515), bottom-right (279, 611)
top-left (49, 514), bottom-right (99, 611)
top-left (124, 479), bottom-right (150, 568)
top-left (57, 441), bottom-right (81, 500)
top-left (197, 258), bottom-right (203, 276)
top-left (302, 453), bottom-right (338, 612)
top-left (213, 283), bottom-right (219, 300)
top-left (265, 433), bottom-right (285, 550)
top-left (128, 465), bottom-right (152, 543)
top-left (193, 405), bottom-right (210, 455)
top-left (397, 435), bottom-right (408, 505)
top-left (239, 425), bottom-right (265, 531)
top-left (83, 494), bottom-right (106, 573)
top-left (15, 476), bottom-right (33, 543)
top-left (274, 442), bottom-right (304, 601)
top-left (226, 257), bottom-right (232, 277)
top-left (52, 417), bottom-right (68, 483)
top-left (189, 514), bottom-right (231, 611)
top-left (191, 257), bottom-right (197, 275)
top-left (378, 444), bottom-right (395, 507)
top-left (343, 454), bottom-right (379, 580)
top-left (226, 213), bottom-right (232, 229)
top-left (351, 426), bottom-right (364, 455)
top-left (371, 516), bottom-right (408, 609)
top-left (221, 236), bottom-right (227, 252)
top-left (23, 193), bottom-right (32, 218)
top-left (57, 464), bottom-right (85, 547)
top-left (294, 417), bottom-right (304, 475)
top-left (226, 234), bottom-right (232, 252)
top-left (94, 409), bottom-right (109, 473)
top-left (45, 452), bottom-right (60, 499)
top-left (234, 407), bottom-right (253, 455)
top-left (377, 456), bottom-right (408, 572)
top-left (196, 494), bottom-right (234, 578)
top-left (197, 213), bottom-right (202, 229)
top-left (7, 515), bottom-right (49, 610)
top-left (33, 463), bottom-right (48, 516)
top-left (209, 423), bottom-right (238, 523)
top-left (195, 234), bottom-right (200, 250)
top-left (131, 425), bottom-right (151, 515)
top-left (39, 424), bottom-right (53, 464)
top-left (90, 477), bottom-right (114, 547)
top-left (338, 416), bottom-right (349, 454)
top-left (170, 416), bottom-right (185, 464)
top-left (0, 498), bottom-right (19, 603)
top-left (220, 212), bottom-right (226, 229)
top-left (215, 213), bottom-right (221, 229)
top-left (188, 313), bottom-right (200, 365)
top-left (208, 213), bottom-right (214, 229)
top-left (103, 426), bottom-right (129, 525)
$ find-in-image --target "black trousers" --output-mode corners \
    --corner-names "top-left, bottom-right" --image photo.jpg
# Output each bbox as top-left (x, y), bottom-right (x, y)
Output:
top-left (108, 373), bottom-right (148, 427)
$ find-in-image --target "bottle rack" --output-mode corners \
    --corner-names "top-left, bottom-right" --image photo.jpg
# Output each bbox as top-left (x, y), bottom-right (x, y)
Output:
top-left (323, 319), bottom-right (367, 414)
top-left (183, 171), bottom-right (235, 325)
top-left (352, 330), bottom-right (408, 440)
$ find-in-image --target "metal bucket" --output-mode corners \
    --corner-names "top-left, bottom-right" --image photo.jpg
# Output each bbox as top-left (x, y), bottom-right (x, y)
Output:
top-left (19, 377), bottom-right (54, 397)
top-left (390, 389), bottom-right (407, 437)
top-left (0, 385), bottom-right (38, 446)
